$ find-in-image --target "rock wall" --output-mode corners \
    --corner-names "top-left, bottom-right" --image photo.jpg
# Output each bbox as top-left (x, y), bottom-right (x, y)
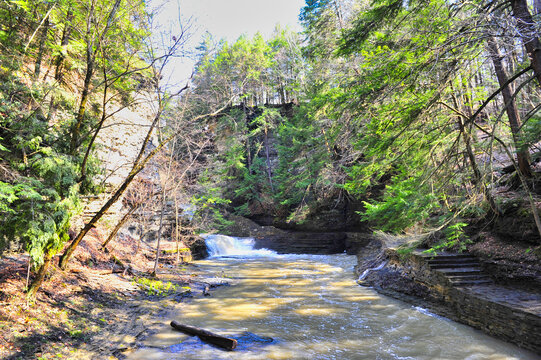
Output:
top-left (73, 94), bottom-right (158, 230)
top-left (442, 286), bottom-right (541, 352)
top-left (223, 214), bottom-right (348, 254)
top-left (253, 232), bottom-right (346, 254)
top-left (249, 200), bottom-right (365, 233)
top-left (73, 95), bottom-right (211, 260)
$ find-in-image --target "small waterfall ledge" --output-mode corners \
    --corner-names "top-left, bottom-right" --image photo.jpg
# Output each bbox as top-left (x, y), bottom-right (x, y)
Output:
top-left (203, 234), bottom-right (277, 257)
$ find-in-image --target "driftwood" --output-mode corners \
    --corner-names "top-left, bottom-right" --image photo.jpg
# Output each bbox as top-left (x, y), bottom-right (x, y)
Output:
top-left (170, 321), bottom-right (237, 351)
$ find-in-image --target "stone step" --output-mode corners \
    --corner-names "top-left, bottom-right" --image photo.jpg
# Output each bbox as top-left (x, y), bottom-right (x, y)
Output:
top-left (427, 257), bottom-right (477, 264)
top-left (449, 279), bottom-right (493, 286)
top-left (447, 276), bottom-right (493, 286)
top-left (429, 262), bottom-right (480, 269)
top-left (423, 253), bottom-right (493, 287)
top-left (436, 268), bottom-right (483, 275)
top-left (446, 273), bottom-right (491, 280)
top-left (424, 254), bottom-right (476, 260)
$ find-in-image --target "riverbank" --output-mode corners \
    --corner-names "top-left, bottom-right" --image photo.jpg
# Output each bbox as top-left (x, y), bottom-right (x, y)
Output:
top-left (353, 232), bottom-right (541, 354)
top-left (0, 228), bottom-right (225, 360)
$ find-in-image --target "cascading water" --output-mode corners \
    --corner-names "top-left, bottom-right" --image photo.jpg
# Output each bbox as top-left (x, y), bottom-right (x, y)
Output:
top-left (357, 260), bottom-right (388, 281)
top-left (203, 234), bottom-right (277, 257)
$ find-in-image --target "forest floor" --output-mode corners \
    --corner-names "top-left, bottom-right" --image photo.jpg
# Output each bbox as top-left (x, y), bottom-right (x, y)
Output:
top-left (0, 228), bottom-right (225, 360)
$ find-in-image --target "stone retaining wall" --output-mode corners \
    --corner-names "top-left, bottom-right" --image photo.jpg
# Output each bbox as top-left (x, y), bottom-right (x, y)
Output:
top-left (360, 247), bottom-right (541, 354)
top-left (444, 286), bottom-right (541, 352)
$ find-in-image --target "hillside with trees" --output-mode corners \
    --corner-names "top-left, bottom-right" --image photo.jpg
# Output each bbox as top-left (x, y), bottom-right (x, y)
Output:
top-left (187, 0), bottom-right (541, 247)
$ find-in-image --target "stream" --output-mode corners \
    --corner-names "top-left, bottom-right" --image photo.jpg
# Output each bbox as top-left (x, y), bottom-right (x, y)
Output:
top-left (128, 235), bottom-right (537, 359)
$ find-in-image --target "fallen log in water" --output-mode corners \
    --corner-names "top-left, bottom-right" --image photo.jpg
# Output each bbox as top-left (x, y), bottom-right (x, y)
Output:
top-left (170, 321), bottom-right (237, 350)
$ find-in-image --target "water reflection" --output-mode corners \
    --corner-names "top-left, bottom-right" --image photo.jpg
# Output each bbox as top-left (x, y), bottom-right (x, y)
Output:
top-left (128, 254), bottom-right (537, 360)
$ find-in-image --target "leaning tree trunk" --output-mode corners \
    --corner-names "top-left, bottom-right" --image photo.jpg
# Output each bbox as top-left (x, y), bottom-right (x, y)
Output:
top-left (487, 37), bottom-right (532, 178)
top-left (59, 167), bottom-right (139, 269)
top-left (27, 248), bottom-right (53, 299)
top-left (101, 204), bottom-right (138, 250)
top-left (457, 115), bottom-right (501, 215)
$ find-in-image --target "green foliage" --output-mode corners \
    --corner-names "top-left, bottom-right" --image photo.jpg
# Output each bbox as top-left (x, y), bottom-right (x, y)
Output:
top-left (193, 30), bottom-right (304, 106)
top-left (519, 116), bottom-right (541, 152)
top-left (0, 75), bottom-right (81, 265)
top-left (362, 178), bottom-right (440, 232)
top-left (190, 171), bottom-right (234, 232)
top-left (423, 222), bottom-right (471, 255)
top-left (338, 0), bottom-right (403, 53)
top-left (133, 277), bottom-right (188, 296)
top-left (0, 178), bottom-right (78, 266)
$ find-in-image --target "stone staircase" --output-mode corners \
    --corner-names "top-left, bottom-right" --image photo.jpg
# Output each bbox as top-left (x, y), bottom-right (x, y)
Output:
top-left (426, 253), bottom-right (493, 286)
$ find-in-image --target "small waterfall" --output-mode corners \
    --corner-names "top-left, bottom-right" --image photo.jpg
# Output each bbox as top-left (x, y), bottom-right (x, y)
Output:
top-left (357, 260), bottom-right (387, 281)
top-left (203, 234), bottom-right (277, 257)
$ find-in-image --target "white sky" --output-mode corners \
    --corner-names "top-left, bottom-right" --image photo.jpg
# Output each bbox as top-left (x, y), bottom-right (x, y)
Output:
top-left (151, 0), bottom-right (306, 86)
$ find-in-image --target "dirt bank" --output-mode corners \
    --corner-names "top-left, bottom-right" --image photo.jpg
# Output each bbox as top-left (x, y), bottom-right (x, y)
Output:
top-left (0, 229), bottom-right (225, 360)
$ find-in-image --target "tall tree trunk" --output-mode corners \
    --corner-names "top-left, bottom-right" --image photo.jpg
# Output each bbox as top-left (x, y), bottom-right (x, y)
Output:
top-left (48, 7), bottom-right (74, 122)
top-left (70, 1), bottom-right (96, 154)
top-left (79, 75), bottom-right (108, 182)
top-left (152, 188), bottom-right (167, 276)
top-left (264, 129), bottom-right (274, 192)
top-left (487, 37), bottom-right (532, 178)
top-left (174, 195), bottom-right (180, 264)
top-left (333, 0), bottom-right (344, 29)
top-left (279, 84), bottom-right (286, 104)
top-left (54, 6), bottom-right (73, 82)
top-left (34, 13), bottom-right (50, 80)
top-left (510, 0), bottom-right (541, 85)
top-left (246, 137), bottom-right (252, 173)
top-left (70, 0), bottom-right (122, 154)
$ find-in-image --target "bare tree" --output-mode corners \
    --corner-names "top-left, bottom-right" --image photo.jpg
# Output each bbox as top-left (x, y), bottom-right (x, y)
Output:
top-left (26, 24), bottom-right (229, 296)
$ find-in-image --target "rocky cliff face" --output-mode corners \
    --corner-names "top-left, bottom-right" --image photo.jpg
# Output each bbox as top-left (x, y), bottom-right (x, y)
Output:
top-left (222, 214), bottom-right (374, 255)
top-left (71, 95), bottom-right (206, 259)
top-left (74, 94), bottom-right (158, 230)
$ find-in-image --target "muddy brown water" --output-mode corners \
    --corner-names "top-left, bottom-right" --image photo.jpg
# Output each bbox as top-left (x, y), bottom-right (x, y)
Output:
top-left (128, 237), bottom-right (537, 360)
